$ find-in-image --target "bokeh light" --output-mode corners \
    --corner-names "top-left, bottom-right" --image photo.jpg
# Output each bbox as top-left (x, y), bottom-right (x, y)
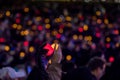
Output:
top-left (65, 16), bottom-right (72, 21)
top-left (78, 27), bottom-right (83, 32)
top-left (12, 24), bottom-right (17, 29)
top-left (6, 11), bottom-right (11, 16)
top-left (4, 46), bottom-right (10, 51)
top-left (97, 19), bottom-right (102, 24)
top-left (79, 35), bottom-right (83, 40)
top-left (73, 34), bottom-right (78, 40)
top-left (106, 37), bottom-right (111, 42)
top-left (17, 25), bottom-right (22, 30)
top-left (45, 24), bottom-right (51, 29)
top-left (109, 56), bottom-right (115, 63)
top-left (36, 17), bottom-right (41, 21)
top-left (83, 24), bottom-right (88, 31)
top-left (104, 19), bottom-right (109, 24)
top-left (24, 7), bottom-right (29, 12)
top-left (20, 52), bottom-right (25, 58)
top-left (59, 28), bottom-right (63, 33)
top-left (66, 55), bottom-right (72, 61)
top-left (45, 18), bottom-right (50, 23)
top-left (29, 46), bottom-right (35, 53)
top-left (96, 11), bottom-right (101, 16)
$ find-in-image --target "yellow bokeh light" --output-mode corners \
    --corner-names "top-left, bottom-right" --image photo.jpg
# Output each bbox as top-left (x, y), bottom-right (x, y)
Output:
top-left (73, 35), bottom-right (78, 40)
top-left (55, 18), bottom-right (62, 23)
top-left (36, 17), bottom-right (41, 21)
top-left (24, 30), bottom-right (29, 35)
top-left (52, 30), bottom-right (58, 36)
top-left (83, 24), bottom-right (88, 31)
top-left (59, 28), bottom-right (63, 33)
top-left (20, 31), bottom-right (24, 36)
top-left (106, 37), bottom-right (111, 42)
top-left (51, 43), bottom-right (59, 50)
top-left (88, 36), bottom-right (92, 41)
top-left (79, 35), bottom-right (83, 40)
top-left (17, 25), bottom-right (22, 30)
top-left (12, 24), bottom-right (17, 29)
top-left (5, 46), bottom-right (10, 51)
top-left (29, 46), bottom-right (34, 52)
top-left (20, 52), bottom-right (25, 58)
top-left (66, 55), bottom-right (72, 61)
top-left (24, 7), bottom-right (29, 12)
top-left (45, 18), bottom-right (50, 23)
top-left (96, 11), bottom-right (101, 16)
top-left (65, 16), bottom-right (72, 21)
top-left (45, 24), bottom-right (51, 29)
top-left (84, 36), bottom-right (89, 41)
top-left (104, 19), bottom-right (109, 24)
top-left (6, 11), bottom-right (11, 17)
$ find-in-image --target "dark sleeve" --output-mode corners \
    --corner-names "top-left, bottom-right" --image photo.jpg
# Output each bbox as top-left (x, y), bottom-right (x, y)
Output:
top-left (27, 53), bottom-right (49, 80)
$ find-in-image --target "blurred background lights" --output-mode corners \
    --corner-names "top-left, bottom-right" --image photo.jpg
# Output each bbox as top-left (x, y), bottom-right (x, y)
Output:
top-left (24, 41), bottom-right (29, 46)
top-left (0, 13), bottom-right (3, 18)
top-left (96, 11), bottom-right (101, 16)
top-left (113, 30), bottom-right (119, 35)
top-left (45, 18), bottom-right (50, 23)
top-left (27, 20), bottom-right (32, 25)
top-left (52, 30), bottom-right (58, 36)
top-left (115, 43), bottom-right (119, 47)
top-left (59, 28), bottom-right (63, 33)
top-left (0, 38), bottom-right (5, 43)
top-left (17, 25), bottom-right (22, 30)
top-left (65, 16), bottom-right (72, 21)
top-left (36, 16), bottom-right (41, 21)
top-left (20, 31), bottom-right (25, 36)
top-left (56, 33), bottom-right (61, 39)
top-left (29, 46), bottom-right (34, 53)
top-left (109, 56), bottom-right (115, 63)
top-left (45, 24), bottom-right (51, 29)
top-left (38, 25), bottom-right (43, 31)
top-left (66, 55), bottom-right (72, 61)
top-left (12, 24), bottom-right (17, 29)
top-left (106, 37), bottom-right (111, 42)
top-left (73, 34), bottom-right (78, 40)
top-left (20, 52), bottom-right (25, 58)
top-left (24, 30), bottom-right (29, 35)
top-left (92, 16), bottom-right (97, 20)
top-left (104, 19), bottom-right (109, 24)
top-left (4, 45), bottom-right (10, 51)
top-left (78, 27), bottom-right (83, 32)
top-left (6, 11), bottom-right (11, 16)
top-left (83, 24), bottom-right (88, 31)
top-left (97, 19), bottom-right (102, 24)
top-left (79, 35), bottom-right (83, 40)
top-left (24, 7), bottom-right (29, 12)
top-left (16, 18), bottom-right (20, 23)
top-left (95, 32), bottom-right (101, 38)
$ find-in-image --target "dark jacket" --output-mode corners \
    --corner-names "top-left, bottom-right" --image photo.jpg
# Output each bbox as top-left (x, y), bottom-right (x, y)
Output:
top-left (65, 67), bottom-right (97, 80)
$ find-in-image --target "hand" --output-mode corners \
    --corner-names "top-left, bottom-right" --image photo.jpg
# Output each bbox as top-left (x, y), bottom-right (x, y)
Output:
top-left (51, 44), bottom-right (62, 63)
